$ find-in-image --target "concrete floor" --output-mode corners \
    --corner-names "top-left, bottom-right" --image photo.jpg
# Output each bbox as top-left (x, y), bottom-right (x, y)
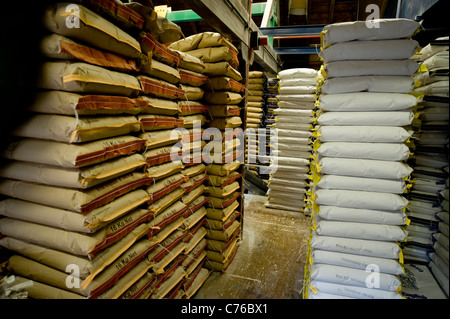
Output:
top-left (194, 194), bottom-right (310, 299)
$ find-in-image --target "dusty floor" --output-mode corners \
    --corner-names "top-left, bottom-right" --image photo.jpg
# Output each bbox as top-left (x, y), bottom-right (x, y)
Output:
top-left (194, 194), bottom-right (310, 299)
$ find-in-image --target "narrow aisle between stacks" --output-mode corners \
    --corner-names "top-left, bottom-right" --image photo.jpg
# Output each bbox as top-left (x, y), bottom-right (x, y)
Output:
top-left (194, 194), bottom-right (309, 299)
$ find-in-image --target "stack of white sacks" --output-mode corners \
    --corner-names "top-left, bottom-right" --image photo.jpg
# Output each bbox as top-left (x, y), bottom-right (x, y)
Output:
top-left (264, 68), bottom-right (318, 213)
top-left (304, 19), bottom-right (423, 299)
top-left (406, 37), bottom-right (448, 296)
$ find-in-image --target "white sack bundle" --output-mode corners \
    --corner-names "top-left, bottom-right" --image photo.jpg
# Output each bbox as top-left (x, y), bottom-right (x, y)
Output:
top-left (277, 101), bottom-right (316, 110)
top-left (43, 2), bottom-right (141, 58)
top-left (314, 220), bottom-right (408, 241)
top-left (310, 249), bottom-right (405, 275)
top-left (275, 108), bottom-right (314, 118)
top-left (317, 157), bottom-right (413, 179)
top-left (38, 62), bottom-right (141, 97)
top-left (0, 198), bottom-right (151, 234)
top-left (0, 171), bottom-right (150, 213)
top-left (316, 174), bottom-right (407, 194)
top-left (316, 205), bottom-right (407, 226)
top-left (2, 136), bottom-right (145, 168)
top-left (317, 142), bottom-right (411, 161)
top-left (280, 78), bottom-right (318, 87)
top-left (310, 234), bottom-right (402, 259)
top-left (314, 189), bottom-right (409, 211)
top-left (276, 94), bottom-right (316, 102)
top-left (317, 111), bottom-right (414, 126)
top-left (316, 126), bottom-right (412, 143)
top-left (278, 85), bottom-right (317, 94)
top-left (309, 280), bottom-right (403, 299)
top-left (0, 217), bottom-right (149, 258)
top-left (320, 76), bottom-right (414, 94)
top-left (318, 92), bottom-right (418, 112)
top-left (309, 264), bottom-right (401, 291)
top-left (321, 18), bottom-right (420, 47)
top-left (278, 68), bottom-right (318, 79)
top-left (0, 153), bottom-right (146, 189)
top-left (323, 59), bottom-right (419, 78)
top-left (29, 90), bottom-right (145, 116)
top-left (12, 114), bottom-right (141, 143)
top-left (320, 39), bottom-right (419, 62)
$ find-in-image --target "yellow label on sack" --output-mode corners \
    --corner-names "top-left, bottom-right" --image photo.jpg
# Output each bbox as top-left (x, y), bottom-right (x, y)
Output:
top-left (309, 284), bottom-right (318, 294)
top-left (418, 63), bottom-right (428, 72)
top-left (399, 249), bottom-right (404, 264)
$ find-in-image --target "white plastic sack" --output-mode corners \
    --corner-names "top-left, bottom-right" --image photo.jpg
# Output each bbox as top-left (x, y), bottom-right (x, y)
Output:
top-left (323, 59), bottom-right (419, 78)
top-left (272, 136), bottom-right (311, 145)
top-left (320, 39), bottom-right (419, 63)
top-left (274, 149), bottom-right (311, 159)
top-left (280, 78), bottom-right (318, 87)
top-left (310, 280), bottom-right (403, 299)
top-left (307, 290), bottom-right (353, 299)
top-left (311, 249), bottom-right (405, 275)
top-left (418, 37), bottom-right (449, 60)
top-left (414, 80), bottom-right (449, 97)
top-left (275, 109), bottom-right (314, 117)
top-left (321, 75), bottom-right (414, 94)
top-left (408, 200), bottom-right (443, 216)
top-left (310, 234), bottom-right (402, 259)
top-left (279, 85), bottom-right (317, 94)
top-left (276, 142), bottom-right (312, 152)
top-left (423, 51), bottom-right (449, 72)
top-left (317, 175), bottom-right (407, 194)
top-left (273, 122), bottom-right (312, 131)
top-left (319, 92), bottom-right (418, 112)
top-left (315, 220), bottom-right (408, 241)
top-left (314, 189), bottom-right (409, 211)
top-left (275, 156), bottom-right (309, 166)
top-left (278, 68), bottom-right (318, 79)
top-left (276, 129), bottom-right (312, 138)
top-left (277, 100), bottom-right (316, 110)
top-left (318, 157), bottom-right (413, 179)
top-left (413, 179), bottom-right (446, 194)
top-left (277, 94), bottom-right (316, 102)
top-left (316, 205), bottom-right (407, 226)
top-left (317, 111), bottom-right (414, 126)
top-left (322, 19), bottom-right (420, 47)
top-left (309, 264), bottom-right (401, 291)
top-left (414, 154), bottom-right (448, 169)
top-left (421, 107), bottom-right (449, 121)
top-left (317, 142), bottom-right (411, 161)
top-left (275, 116), bottom-right (314, 124)
top-left (317, 126), bottom-right (412, 143)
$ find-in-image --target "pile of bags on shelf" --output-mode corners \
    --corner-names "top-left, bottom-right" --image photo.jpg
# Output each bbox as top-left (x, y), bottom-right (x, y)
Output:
top-left (405, 36), bottom-right (448, 296)
top-left (304, 18), bottom-right (424, 299)
top-left (168, 31), bottom-right (245, 273)
top-left (264, 78), bottom-right (279, 128)
top-left (264, 68), bottom-right (319, 212)
top-left (245, 71), bottom-right (266, 177)
top-left (246, 71), bottom-right (266, 130)
top-left (256, 77), bottom-right (279, 181)
top-left (0, 1), bottom-right (245, 299)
